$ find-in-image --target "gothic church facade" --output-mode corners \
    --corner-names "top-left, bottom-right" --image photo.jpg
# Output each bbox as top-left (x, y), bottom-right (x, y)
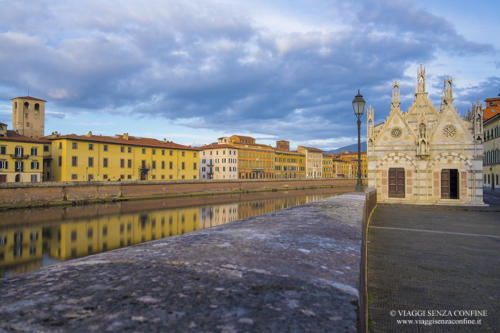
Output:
top-left (367, 65), bottom-right (484, 205)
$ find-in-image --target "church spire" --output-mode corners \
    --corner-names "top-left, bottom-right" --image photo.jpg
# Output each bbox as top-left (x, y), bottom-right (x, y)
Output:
top-left (391, 81), bottom-right (401, 111)
top-left (415, 64), bottom-right (426, 94)
top-left (440, 76), bottom-right (454, 111)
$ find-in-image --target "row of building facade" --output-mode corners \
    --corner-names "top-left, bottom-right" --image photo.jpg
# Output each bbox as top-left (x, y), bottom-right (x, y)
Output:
top-left (0, 96), bottom-right (367, 184)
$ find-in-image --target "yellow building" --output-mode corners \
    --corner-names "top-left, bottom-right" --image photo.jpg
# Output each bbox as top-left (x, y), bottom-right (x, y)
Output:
top-left (44, 132), bottom-right (200, 182)
top-left (482, 96), bottom-right (500, 192)
top-left (337, 151), bottom-right (367, 178)
top-left (219, 135), bottom-right (275, 179)
top-left (322, 154), bottom-right (334, 178)
top-left (0, 122), bottom-right (46, 183)
top-left (274, 140), bottom-right (305, 179)
top-left (45, 207), bottom-right (199, 260)
top-left (0, 225), bottom-right (43, 277)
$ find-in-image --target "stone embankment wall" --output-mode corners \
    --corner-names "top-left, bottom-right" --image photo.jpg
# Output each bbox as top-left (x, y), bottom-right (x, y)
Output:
top-left (0, 178), bottom-right (360, 208)
top-left (0, 190), bottom-right (376, 332)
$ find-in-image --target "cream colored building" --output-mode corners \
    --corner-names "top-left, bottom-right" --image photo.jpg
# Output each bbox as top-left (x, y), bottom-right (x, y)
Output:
top-left (12, 96), bottom-right (46, 139)
top-left (367, 65), bottom-right (483, 205)
top-left (199, 144), bottom-right (238, 180)
top-left (297, 146), bottom-right (323, 178)
top-left (482, 95), bottom-right (500, 192)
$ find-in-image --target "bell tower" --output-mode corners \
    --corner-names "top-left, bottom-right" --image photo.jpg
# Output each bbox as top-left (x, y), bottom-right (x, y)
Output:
top-left (11, 96), bottom-right (46, 138)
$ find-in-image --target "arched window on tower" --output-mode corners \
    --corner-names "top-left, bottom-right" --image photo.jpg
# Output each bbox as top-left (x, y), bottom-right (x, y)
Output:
top-left (24, 102), bottom-right (29, 117)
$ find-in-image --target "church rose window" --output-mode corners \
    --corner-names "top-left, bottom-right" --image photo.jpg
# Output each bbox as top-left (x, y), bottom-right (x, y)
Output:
top-left (443, 125), bottom-right (456, 137)
top-left (391, 127), bottom-right (402, 138)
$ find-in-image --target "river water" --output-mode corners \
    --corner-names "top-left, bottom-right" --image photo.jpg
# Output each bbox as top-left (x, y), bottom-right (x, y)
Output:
top-left (0, 188), bottom-right (350, 278)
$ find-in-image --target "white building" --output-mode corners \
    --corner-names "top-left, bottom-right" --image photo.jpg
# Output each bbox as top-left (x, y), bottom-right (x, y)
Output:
top-left (367, 65), bottom-right (484, 205)
top-left (199, 144), bottom-right (238, 180)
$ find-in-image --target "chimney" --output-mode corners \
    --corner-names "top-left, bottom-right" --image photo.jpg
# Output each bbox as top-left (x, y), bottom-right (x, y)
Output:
top-left (86, 131), bottom-right (92, 137)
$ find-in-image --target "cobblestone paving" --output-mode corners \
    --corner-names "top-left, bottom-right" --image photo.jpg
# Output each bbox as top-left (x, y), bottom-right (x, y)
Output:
top-left (0, 193), bottom-right (365, 333)
top-left (368, 194), bottom-right (500, 332)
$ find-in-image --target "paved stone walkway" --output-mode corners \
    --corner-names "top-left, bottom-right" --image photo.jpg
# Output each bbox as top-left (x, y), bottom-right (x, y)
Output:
top-left (368, 194), bottom-right (500, 332)
top-left (0, 193), bottom-right (365, 333)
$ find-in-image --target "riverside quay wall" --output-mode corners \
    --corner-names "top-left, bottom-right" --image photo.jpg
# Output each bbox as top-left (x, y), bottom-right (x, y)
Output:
top-left (0, 190), bottom-right (376, 333)
top-left (0, 178), bottom-right (361, 209)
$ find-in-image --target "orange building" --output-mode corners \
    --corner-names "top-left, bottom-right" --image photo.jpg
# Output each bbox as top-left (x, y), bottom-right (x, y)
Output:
top-left (219, 135), bottom-right (275, 179)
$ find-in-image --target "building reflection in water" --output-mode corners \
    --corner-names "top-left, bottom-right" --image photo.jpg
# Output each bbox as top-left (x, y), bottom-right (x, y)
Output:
top-left (0, 192), bottom-right (333, 278)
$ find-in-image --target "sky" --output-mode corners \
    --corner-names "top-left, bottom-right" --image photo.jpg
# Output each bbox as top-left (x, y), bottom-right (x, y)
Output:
top-left (0, 0), bottom-right (498, 150)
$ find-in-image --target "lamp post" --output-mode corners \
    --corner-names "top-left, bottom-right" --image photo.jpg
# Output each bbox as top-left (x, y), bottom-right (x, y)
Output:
top-left (352, 90), bottom-right (366, 192)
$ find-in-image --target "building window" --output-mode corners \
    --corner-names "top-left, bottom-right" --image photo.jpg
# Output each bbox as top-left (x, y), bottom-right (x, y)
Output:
top-left (103, 174), bottom-right (108, 179)
top-left (71, 174), bottom-right (77, 180)
top-left (103, 226), bottom-right (108, 236)
top-left (31, 161), bottom-right (39, 169)
top-left (182, 162), bottom-right (185, 170)
top-left (58, 156), bottom-right (62, 167)
top-left (169, 161), bottom-right (173, 169)
top-left (103, 158), bottom-right (108, 168)
top-left (15, 146), bottom-right (24, 157)
top-left (71, 230), bottom-right (77, 241)
top-left (31, 174), bottom-right (38, 182)
top-left (152, 149), bottom-right (156, 155)
top-left (44, 145), bottom-right (49, 152)
top-left (120, 146), bottom-right (125, 153)
top-left (59, 142), bottom-right (62, 149)
top-left (169, 150), bottom-right (173, 156)
top-left (128, 146), bottom-right (132, 153)
top-left (193, 162), bottom-right (197, 170)
top-left (89, 143), bottom-right (93, 150)
top-left (0, 146), bottom-right (5, 154)
top-left (31, 147), bottom-right (38, 156)
top-left (161, 161), bottom-right (165, 169)
top-left (142, 148), bottom-right (146, 154)
top-left (182, 151), bottom-right (185, 157)
top-left (72, 156), bottom-right (78, 167)
top-left (88, 174), bottom-right (94, 180)
top-left (128, 159), bottom-right (132, 168)
top-left (88, 157), bottom-right (94, 167)
top-left (162, 150), bottom-right (165, 156)
top-left (127, 175), bottom-right (132, 179)
top-left (194, 152), bottom-right (197, 157)
top-left (120, 159), bottom-right (125, 168)
top-left (169, 175), bottom-right (173, 179)
top-left (0, 160), bottom-right (8, 169)
top-left (72, 142), bottom-right (77, 149)
top-left (152, 161), bottom-right (156, 169)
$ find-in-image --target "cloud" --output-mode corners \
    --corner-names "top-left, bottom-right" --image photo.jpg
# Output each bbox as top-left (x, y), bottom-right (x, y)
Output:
top-left (0, 0), bottom-right (496, 149)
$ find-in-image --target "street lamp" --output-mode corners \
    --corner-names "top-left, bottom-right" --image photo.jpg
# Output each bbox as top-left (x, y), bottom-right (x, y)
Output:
top-left (352, 89), bottom-right (366, 192)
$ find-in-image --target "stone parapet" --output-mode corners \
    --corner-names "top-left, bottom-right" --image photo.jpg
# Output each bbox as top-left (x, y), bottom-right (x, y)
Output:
top-left (0, 191), bottom-right (375, 332)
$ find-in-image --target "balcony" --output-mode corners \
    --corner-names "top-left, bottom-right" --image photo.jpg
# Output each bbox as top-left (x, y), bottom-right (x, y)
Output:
top-left (10, 154), bottom-right (29, 159)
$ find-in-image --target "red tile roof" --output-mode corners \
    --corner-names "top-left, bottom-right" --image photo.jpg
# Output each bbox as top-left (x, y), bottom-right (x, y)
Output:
top-left (484, 97), bottom-right (500, 121)
top-left (0, 130), bottom-right (50, 143)
top-left (198, 144), bottom-right (238, 150)
top-left (11, 96), bottom-right (47, 102)
top-left (298, 146), bottom-right (323, 152)
top-left (43, 133), bottom-right (200, 150)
